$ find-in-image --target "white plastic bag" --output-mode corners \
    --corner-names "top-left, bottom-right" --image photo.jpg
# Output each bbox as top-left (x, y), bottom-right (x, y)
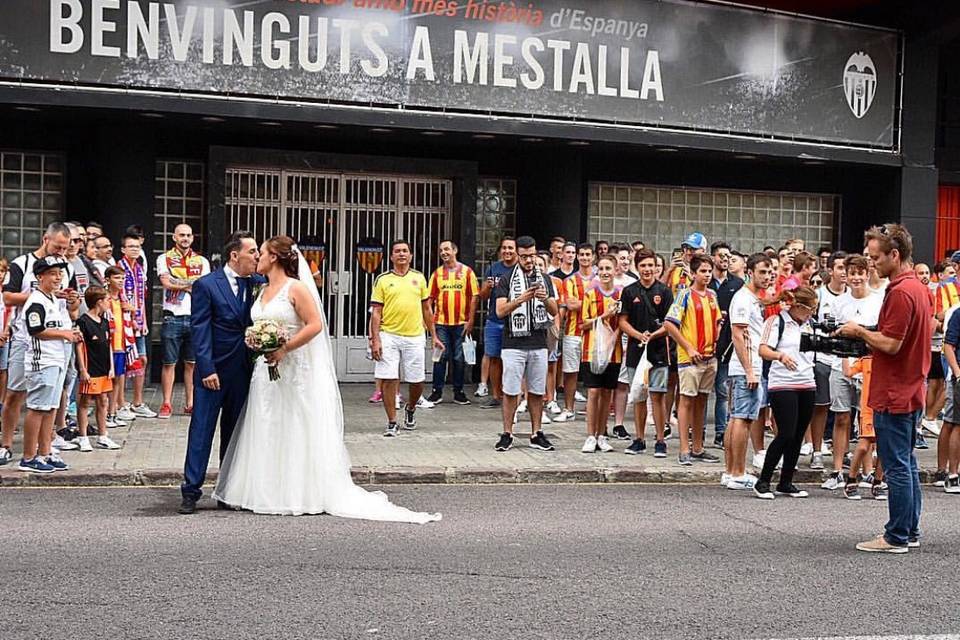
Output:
top-left (589, 318), bottom-right (617, 375)
top-left (463, 335), bottom-right (477, 366)
top-left (627, 344), bottom-right (654, 404)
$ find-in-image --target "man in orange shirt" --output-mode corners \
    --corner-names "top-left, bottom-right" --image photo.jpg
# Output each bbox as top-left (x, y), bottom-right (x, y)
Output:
top-left (426, 240), bottom-right (478, 406)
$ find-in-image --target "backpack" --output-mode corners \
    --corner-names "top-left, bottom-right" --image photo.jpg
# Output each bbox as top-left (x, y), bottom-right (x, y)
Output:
top-left (761, 313), bottom-right (786, 380)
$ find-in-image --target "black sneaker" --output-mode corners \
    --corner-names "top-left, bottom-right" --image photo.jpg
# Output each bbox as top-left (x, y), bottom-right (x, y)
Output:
top-left (495, 432), bottom-right (514, 452)
top-left (915, 431), bottom-right (929, 449)
top-left (653, 440), bottom-right (667, 458)
top-left (663, 424), bottom-right (672, 439)
top-left (383, 422), bottom-right (399, 437)
top-left (754, 480), bottom-right (774, 500)
top-left (946, 475), bottom-right (960, 494)
top-left (691, 450), bottom-right (720, 463)
top-left (529, 431), bottom-right (555, 451)
top-left (933, 469), bottom-right (948, 487)
top-left (480, 398), bottom-right (502, 410)
top-left (713, 433), bottom-right (724, 449)
top-left (426, 390), bottom-right (443, 404)
top-left (452, 390), bottom-right (470, 405)
top-left (403, 405), bottom-right (417, 431)
top-left (844, 482), bottom-right (862, 500)
top-left (612, 425), bottom-right (631, 440)
top-left (677, 453), bottom-right (692, 466)
top-left (775, 483), bottom-right (810, 498)
top-left (625, 439), bottom-right (646, 455)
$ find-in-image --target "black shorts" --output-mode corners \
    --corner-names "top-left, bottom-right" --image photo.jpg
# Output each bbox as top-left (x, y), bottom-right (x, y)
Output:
top-left (928, 351), bottom-right (945, 380)
top-left (580, 362), bottom-right (621, 390)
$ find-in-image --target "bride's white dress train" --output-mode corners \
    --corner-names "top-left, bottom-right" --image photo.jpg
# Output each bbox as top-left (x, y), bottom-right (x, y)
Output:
top-left (213, 267), bottom-right (441, 523)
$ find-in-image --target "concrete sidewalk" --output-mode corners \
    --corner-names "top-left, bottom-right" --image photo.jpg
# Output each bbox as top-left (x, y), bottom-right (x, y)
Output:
top-left (0, 383), bottom-right (944, 487)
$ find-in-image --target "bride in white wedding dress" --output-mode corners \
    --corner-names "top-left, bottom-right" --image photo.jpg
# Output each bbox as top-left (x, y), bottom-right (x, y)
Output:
top-left (213, 235), bottom-right (441, 523)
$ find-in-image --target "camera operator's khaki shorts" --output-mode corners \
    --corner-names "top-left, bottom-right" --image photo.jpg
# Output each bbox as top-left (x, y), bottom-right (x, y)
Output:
top-left (678, 359), bottom-right (718, 397)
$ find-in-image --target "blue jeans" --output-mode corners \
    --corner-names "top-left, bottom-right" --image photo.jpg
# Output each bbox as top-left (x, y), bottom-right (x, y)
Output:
top-left (432, 324), bottom-right (465, 393)
top-left (874, 410), bottom-right (923, 546)
top-left (714, 360), bottom-right (730, 435)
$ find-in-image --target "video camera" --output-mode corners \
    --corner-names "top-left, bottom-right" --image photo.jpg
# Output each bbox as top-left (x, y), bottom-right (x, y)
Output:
top-left (800, 314), bottom-right (871, 359)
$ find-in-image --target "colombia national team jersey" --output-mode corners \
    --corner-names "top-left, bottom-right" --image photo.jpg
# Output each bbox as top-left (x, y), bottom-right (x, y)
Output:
top-left (666, 288), bottom-right (722, 366)
top-left (371, 270), bottom-right (431, 337)
top-left (428, 263), bottom-right (479, 326)
top-left (580, 285), bottom-right (623, 364)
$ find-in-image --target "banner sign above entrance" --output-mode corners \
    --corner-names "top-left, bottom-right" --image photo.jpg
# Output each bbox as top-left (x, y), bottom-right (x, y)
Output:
top-left (0, 0), bottom-right (899, 148)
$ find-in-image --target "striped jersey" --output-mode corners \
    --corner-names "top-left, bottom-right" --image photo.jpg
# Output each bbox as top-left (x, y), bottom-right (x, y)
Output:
top-left (563, 272), bottom-right (595, 337)
top-left (935, 281), bottom-right (960, 317)
top-left (668, 265), bottom-right (691, 296)
top-left (24, 289), bottom-right (70, 370)
top-left (580, 285), bottom-right (623, 364)
top-left (428, 263), bottom-right (479, 326)
top-left (666, 288), bottom-right (722, 366)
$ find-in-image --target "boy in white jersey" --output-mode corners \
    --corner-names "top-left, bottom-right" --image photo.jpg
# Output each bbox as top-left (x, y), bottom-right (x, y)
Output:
top-left (18, 257), bottom-right (81, 473)
top-left (821, 254), bottom-right (883, 491)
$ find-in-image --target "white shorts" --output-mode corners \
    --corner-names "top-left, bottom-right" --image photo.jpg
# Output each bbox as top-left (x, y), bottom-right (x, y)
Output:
top-left (502, 348), bottom-right (549, 397)
top-left (7, 340), bottom-right (27, 392)
top-left (561, 335), bottom-right (582, 374)
top-left (375, 332), bottom-right (426, 384)
top-left (27, 365), bottom-right (66, 412)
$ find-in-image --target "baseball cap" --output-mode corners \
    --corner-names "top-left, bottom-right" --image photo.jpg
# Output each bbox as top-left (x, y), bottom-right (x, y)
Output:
top-left (32, 255), bottom-right (68, 277)
top-left (950, 250), bottom-right (960, 264)
top-left (681, 232), bottom-right (707, 251)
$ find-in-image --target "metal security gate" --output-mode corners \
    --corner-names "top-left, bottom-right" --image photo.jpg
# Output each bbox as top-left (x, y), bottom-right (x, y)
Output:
top-left (224, 169), bottom-right (452, 381)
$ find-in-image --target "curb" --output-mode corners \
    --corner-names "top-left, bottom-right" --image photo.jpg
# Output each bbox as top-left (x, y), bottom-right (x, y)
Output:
top-left (0, 466), bottom-right (945, 487)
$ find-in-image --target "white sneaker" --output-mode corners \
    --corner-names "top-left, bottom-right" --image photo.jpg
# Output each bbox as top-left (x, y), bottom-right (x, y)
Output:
top-left (581, 435), bottom-right (598, 453)
top-left (545, 400), bottom-right (562, 415)
top-left (800, 442), bottom-right (814, 457)
top-left (727, 474), bottom-right (757, 490)
top-left (106, 415), bottom-right (127, 428)
top-left (574, 391), bottom-right (587, 403)
top-left (475, 383), bottom-right (489, 398)
top-left (821, 472), bottom-right (845, 490)
top-left (921, 418), bottom-right (941, 437)
top-left (97, 436), bottom-right (121, 450)
top-left (597, 435), bottom-right (614, 453)
top-left (117, 406), bottom-right (137, 421)
top-left (517, 400), bottom-right (528, 414)
top-left (821, 442), bottom-right (832, 456)
top-left (131, 403), bottom-right (157, 418)
top-left (752, 450), bottom-right (766, 471)
top-left (540, 411), bottom-right (552, 425)
top-left (720, 472), bottom-right (732, 487)
top-left (416, 397), bottom-right (435, 409)
top-left (77, 437), bottom-right (93, 453)
top-left (553, 410), bottom-right (576, 423)
top-left (52, 435), bottom-right (79, 451)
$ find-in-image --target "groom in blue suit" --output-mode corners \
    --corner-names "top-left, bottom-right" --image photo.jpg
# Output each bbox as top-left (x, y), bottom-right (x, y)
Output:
top-left (179, 231), bottom-right (263, 514)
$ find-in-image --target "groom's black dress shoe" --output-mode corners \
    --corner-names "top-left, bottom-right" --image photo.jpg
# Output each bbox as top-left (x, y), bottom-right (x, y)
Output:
top-left (178, 496), bottom-right (198, 515)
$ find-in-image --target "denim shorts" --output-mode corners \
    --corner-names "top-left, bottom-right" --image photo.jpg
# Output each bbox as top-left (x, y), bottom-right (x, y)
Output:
top-left (625, 365), bottom-right (669, 402)
top-left (730, 375), bottom-right (763, 421)
top-left (0, 341), bottom-right (9, 371)
top-left (135, 335), bottom-right (147, 359)
top-left (26, 365), bottom-right (66, 411)
top-left (484, 321), bottom-right (504, 358)
top-left (161, 315), bottom-right (195, 365)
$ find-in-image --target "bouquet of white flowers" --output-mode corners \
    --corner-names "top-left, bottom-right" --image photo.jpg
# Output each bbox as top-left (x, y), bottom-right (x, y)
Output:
top-left (244, 319), bottom-right (289, 381)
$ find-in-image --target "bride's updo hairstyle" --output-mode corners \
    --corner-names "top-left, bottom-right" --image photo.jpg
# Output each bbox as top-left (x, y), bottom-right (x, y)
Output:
top-left (265, 235), bottom-right (300, 278)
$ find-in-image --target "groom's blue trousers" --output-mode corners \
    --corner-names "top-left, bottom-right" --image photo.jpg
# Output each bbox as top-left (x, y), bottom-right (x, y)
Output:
top-left (181, 372), bottom-right (251, 500)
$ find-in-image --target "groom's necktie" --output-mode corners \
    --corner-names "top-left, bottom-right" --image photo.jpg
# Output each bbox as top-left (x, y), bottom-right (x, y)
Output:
top-left (236, 277), bottom-right (246, 303)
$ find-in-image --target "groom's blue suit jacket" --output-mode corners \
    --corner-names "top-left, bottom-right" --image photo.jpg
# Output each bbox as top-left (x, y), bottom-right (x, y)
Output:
top-left (190, 269), bottom-right (264, 381)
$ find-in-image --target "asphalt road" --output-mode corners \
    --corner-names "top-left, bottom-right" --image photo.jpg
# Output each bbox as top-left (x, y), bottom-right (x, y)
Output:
top-left (1, 485), bottom-right (957, 640)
